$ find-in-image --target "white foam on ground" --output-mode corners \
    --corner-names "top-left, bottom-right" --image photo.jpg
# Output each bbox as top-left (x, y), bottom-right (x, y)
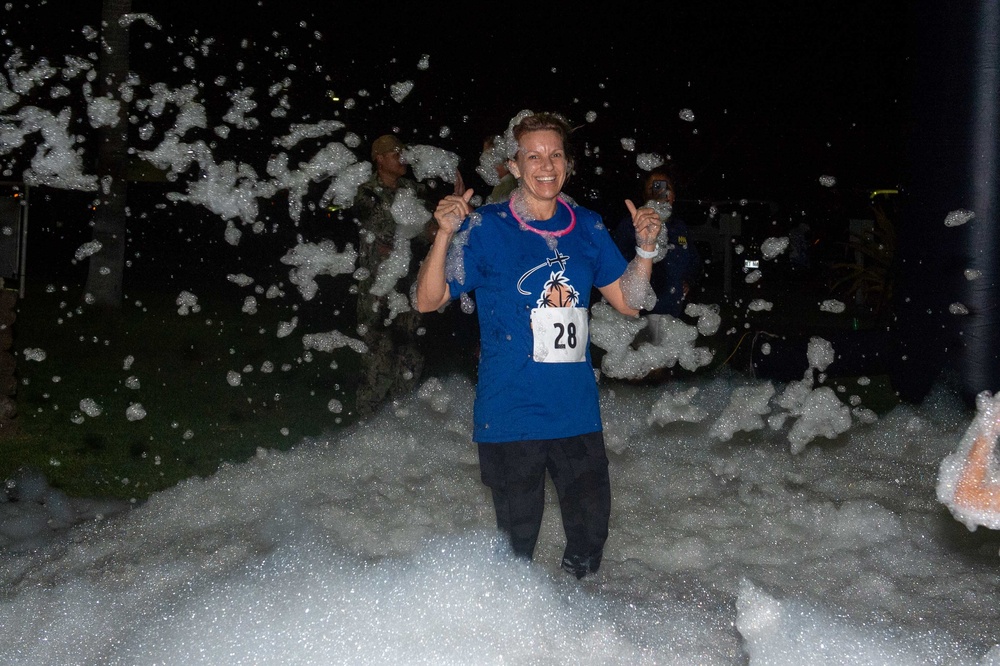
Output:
top-left (2, 373), bottom-right (999, 664)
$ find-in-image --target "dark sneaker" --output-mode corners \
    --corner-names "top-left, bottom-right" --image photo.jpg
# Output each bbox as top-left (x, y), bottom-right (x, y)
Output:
top-left (561, 553), bottom-right (601, 579)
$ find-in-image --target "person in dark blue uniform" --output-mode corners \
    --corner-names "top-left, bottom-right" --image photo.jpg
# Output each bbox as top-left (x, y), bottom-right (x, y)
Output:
top-left (614, 166), bottom-right (701, 336)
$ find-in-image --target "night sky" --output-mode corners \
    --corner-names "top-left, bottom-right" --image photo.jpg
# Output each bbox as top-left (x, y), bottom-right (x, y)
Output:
top-left (5, 1), bottom-right (911, 208)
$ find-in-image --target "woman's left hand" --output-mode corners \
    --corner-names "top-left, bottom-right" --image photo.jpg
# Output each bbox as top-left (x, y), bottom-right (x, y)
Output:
top-left (625, 199), bottom-right (662, 247)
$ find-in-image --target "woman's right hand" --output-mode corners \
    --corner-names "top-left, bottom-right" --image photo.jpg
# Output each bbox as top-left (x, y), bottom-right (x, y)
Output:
top-left (434, 189), bottom-right (474, 237)
top-left (417, 189), bottom-right (472, 312)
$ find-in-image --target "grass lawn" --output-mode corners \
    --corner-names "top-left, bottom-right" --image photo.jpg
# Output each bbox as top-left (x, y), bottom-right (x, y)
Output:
top-left (3, 278), bottom-right (370, 501)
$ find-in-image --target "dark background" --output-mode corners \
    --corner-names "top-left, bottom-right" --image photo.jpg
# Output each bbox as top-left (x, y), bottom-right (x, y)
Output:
top-left (4, 1), bottom-right (911, 211)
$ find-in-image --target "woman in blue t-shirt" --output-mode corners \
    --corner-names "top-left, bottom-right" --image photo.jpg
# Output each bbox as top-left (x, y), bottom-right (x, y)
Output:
top-left (415, 111), bottom-right (660, 578)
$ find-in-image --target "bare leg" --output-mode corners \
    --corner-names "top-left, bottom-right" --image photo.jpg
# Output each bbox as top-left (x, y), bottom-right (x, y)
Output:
top-left (952, 429), bottom-right (1000, 513)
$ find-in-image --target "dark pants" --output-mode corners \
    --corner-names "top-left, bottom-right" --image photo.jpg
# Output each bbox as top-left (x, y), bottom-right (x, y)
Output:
top-left (477, 432), bottom-right (610, 578)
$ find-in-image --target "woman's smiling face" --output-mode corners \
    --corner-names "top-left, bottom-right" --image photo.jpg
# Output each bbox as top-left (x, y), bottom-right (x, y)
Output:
top-left (509, 129), bottom-right (568, 215)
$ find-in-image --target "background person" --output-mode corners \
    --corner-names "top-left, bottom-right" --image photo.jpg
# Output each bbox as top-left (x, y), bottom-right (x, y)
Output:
top-left (613, 165), bottom-right (702, 342)
top-left (478, 134), bottom-right (518, 204)
top-left (351, 134), bottom-right (434, 418)
top-left (415, 112), bottom-right (660, 578)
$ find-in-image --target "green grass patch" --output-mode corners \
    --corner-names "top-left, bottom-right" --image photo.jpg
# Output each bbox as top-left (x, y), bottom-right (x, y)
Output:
top-left (3, 281), bottom-right (365, 501)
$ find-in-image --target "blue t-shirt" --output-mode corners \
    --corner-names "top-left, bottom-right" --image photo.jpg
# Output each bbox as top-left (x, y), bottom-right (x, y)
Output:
top-left (447, 199), bottom-right (627, 443)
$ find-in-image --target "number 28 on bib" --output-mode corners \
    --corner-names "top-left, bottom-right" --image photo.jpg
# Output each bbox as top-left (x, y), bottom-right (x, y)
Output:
top-left (530, 307), bottom-right (589, 363)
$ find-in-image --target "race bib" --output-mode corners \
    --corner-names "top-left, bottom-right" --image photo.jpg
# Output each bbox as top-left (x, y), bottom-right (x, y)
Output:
top-left (530, 307), bottom-right (588, 363)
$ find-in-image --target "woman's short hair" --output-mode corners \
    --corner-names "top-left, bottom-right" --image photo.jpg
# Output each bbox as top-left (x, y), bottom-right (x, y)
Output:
top-left (511, 112), bottom-right (573, 155)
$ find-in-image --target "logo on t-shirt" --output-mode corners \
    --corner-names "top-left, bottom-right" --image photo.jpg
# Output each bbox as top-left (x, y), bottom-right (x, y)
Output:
top-left (517, 249), bottom-right (580, 306)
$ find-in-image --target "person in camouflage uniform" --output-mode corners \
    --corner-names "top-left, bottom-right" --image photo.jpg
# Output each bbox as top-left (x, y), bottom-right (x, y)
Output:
top-left (352, 134), bottom-right (434, 418)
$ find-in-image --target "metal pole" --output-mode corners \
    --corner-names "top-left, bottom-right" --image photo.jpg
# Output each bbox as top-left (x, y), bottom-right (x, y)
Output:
top-left (961, 0), bottom-right (1000, 401)
top-left (18, 184), bottom-right (28, 299)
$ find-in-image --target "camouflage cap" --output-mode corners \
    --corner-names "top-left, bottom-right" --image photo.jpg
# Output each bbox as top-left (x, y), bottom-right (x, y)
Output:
top-left (371, 134), bottom-right (405, 160)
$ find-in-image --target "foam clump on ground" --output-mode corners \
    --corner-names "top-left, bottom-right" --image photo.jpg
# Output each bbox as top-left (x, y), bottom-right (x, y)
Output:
top-left (736, 581), bottom-right (985, 666)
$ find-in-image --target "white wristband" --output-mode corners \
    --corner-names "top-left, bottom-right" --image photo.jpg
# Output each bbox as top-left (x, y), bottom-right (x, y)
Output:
top-left (635, 245), bottom-right (659, 259)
